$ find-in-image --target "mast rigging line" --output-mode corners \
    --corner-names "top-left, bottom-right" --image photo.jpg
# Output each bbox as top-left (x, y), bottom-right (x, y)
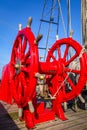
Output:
top-left (44, 0), bottom-right (54, 61)
top-left (38, 0), bottom-right (73, 60)
top-left (67, 0), bottom-right (72, 35)
top-left (37, 0), bottom-right (46, 35)
top-left (58, 0), bottom-right (67, 37)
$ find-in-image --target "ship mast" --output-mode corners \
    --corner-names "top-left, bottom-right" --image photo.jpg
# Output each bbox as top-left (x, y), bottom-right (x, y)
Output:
top-left (82, 0), bottom-right (87, 48)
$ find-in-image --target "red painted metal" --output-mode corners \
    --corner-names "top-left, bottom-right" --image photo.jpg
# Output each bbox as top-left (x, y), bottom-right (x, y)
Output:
top-left (46, 38), bottom-right (87, 120)
top-left (0, 27), bottom-right (87, 129)
top-left (46, 38), bottom-right (87, 100)
top-left (10, 27), bottom-right (39, 107)
top-left (0, 64), bottom-right (12, 104)
top-left (24, 102), bottom-right (55, 128)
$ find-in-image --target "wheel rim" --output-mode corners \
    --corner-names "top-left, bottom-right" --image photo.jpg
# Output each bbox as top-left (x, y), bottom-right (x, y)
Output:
top-left (46, 38), bottom-right (87, 102)
top-left (10, 27), bottom-right (39, 106)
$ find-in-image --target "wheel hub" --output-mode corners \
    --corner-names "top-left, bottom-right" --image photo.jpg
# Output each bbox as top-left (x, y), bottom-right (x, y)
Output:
top-left (14, 59), bottom-right (21, 74)
top-left (57, 59), bottom-right (65, 75)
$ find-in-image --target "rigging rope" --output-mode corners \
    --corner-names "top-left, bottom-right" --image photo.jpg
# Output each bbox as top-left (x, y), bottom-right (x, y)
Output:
top-left (67, 0), bottom-right (72, 36)
top-left (38, 0), bottom-right (46, 35)
top-left (67, 0), bottom-right (74, 58)
top-left (44, 0), bottom-right (54, 61)
top-left (58, 0), bottom-right (67, 37)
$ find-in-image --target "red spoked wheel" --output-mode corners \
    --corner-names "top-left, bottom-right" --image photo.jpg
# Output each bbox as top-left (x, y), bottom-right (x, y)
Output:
top-left (46, 38), bottom-right (87, 101)
top-left (46, 38), bottom-right (87, 120)
top-left (10, 27), bottom-right (39, 107)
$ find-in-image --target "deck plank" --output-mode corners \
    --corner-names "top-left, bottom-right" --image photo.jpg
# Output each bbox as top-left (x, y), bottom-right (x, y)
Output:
top-left (0, 102), bottom-right (87, 130)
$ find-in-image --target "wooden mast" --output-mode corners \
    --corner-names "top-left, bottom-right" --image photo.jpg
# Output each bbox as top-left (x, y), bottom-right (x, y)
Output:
top-left (82, 0), bottom-right (87, 48)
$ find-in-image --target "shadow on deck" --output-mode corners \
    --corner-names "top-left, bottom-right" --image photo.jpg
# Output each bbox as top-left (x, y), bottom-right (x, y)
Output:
top-left (0, 102), bottom-right (20, 130)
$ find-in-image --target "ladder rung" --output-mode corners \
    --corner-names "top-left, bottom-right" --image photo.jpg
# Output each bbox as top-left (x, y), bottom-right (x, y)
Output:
top-left (40, 19), bottom-right (58, 25)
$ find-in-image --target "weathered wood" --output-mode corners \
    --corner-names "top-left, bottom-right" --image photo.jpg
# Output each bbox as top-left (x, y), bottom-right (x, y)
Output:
top-left (0, 102), bottom-right (87, 130)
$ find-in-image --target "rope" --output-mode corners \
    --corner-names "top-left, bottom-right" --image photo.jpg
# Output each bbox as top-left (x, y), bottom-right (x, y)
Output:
top-left (44, 0), bottom-right (54, 61)
top-left (56, 0), bottom-right (60, 36)
top-left (37, 0), bottom-right (46, 35)
top-left (51, 46), bottom-right (86, 99)
top-left (67, 0), bottom-right (72, 35)
top-left (79, 45), bottom-right (86, 58)
top-left (58, 0), bottom-right (67, 37)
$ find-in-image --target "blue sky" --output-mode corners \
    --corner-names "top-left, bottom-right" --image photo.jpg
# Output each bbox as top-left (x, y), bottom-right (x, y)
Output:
top-left (0, 0), bottom-right (81, 76)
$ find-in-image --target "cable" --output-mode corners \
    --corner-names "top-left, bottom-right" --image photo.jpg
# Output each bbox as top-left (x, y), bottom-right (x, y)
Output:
top-left (38, 0), bottom-right (46, 35)
top-left (58, 0), bottom-right (67, 37)
top-left (44, 0), bottom-right (54, 61)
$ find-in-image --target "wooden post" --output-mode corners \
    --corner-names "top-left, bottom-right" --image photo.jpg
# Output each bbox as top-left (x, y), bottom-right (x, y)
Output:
top-left (82, 0), bottom-right (87, 89)
top-left (82, 0), bottom-right (87, 47)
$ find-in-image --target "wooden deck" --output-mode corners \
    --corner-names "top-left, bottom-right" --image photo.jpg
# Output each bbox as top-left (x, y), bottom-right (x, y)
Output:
top-left (0, 102), bottom-right (87, 130)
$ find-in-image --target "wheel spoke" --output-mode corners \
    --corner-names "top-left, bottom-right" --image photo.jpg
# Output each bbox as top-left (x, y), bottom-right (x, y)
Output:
top-left (50, 54), bottom-right (57, 61)
top-left (21, 66), bottom-right (29, 73)
top-left (63, 73), bottom-right (75, 90)
top-left (62, 83), bottom-right (67, 95)
top-left (63, 44), bottom-right (69, 60)
top-left (65, 53), bottom-right (78, 66)
top-left (57, 45), bottom-right (61, 59)
top-left (26, 58), bottom-right (31, 64)
top-left (21, 72), bottom-right (28, 98)
top-left (22, 37), bottom-right (27, 54)
top-left (18, 37), bottom-right (22, 53)
top-left (17, 74), bottom-right (22, 97)
top-left (11, 72), bottom-right (17, 79)
top-left (65, 67), bottom-right (80, 74)
top-left (24, 51), bottom-right (30, 62)
top-left (10, 60), bottom-right (15, 65)
top-left (14, 47), bottom-right (19, 59)
top-left (16, 36), bottom-right (23, 61)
